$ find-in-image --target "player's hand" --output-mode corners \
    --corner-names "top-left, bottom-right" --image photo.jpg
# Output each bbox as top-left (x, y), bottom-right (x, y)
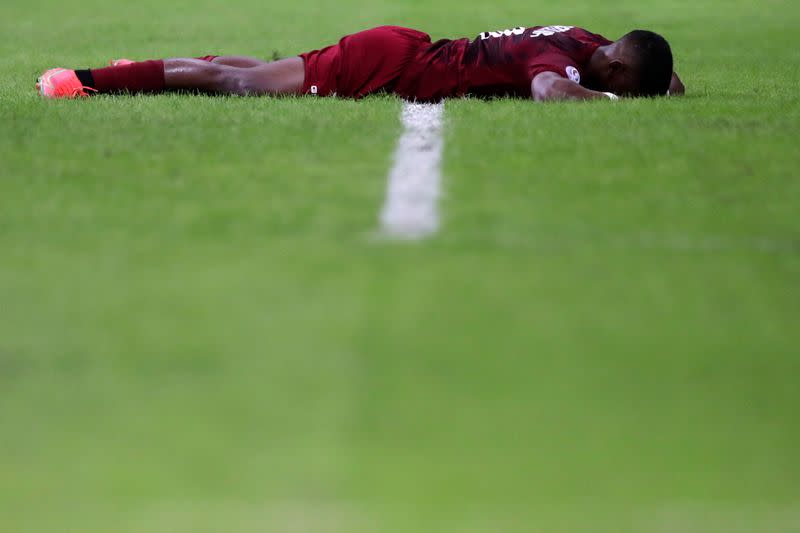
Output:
top-left (669, 72), bottom-right (685, 96)
top-left (531, 71), bottom-right (615, 102)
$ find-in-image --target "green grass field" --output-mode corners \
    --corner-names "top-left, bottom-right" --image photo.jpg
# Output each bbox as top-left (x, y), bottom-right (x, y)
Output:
top-left (2, 0), bottom-right (799, 531)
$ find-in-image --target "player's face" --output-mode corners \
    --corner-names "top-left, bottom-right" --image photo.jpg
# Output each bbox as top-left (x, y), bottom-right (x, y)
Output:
top-left (607, 75), bottom-right (641, 97)
top-left (604, 61), bottom-right (645, 97)
top-left (601, 43), bottom-right (647, 96)
top-left (589, 52), bottom-right (643, 96)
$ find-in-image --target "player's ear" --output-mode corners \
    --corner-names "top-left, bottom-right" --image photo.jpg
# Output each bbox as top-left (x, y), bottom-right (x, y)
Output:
top-left (609, 59), bottom-right (625, 75)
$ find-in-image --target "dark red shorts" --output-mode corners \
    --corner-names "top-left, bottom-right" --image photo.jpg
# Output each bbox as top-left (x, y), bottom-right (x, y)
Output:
top-left (299, 26), bottom-right (432, 98)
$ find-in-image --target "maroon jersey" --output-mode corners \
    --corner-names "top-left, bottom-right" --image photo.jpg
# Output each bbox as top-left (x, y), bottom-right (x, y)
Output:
top-left (396, 25), bottom-right (612, 101)
top-left (300, 25), bottom-right (612, 101)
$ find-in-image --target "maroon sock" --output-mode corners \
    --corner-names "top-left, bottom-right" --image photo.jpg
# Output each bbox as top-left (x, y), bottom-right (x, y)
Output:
top-left (90, 60), bottom-right (166, 93)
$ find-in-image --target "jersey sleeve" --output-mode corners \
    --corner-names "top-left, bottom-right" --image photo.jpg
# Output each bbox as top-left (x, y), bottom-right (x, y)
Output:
top-left (527, 53), bottom-right (582, 83)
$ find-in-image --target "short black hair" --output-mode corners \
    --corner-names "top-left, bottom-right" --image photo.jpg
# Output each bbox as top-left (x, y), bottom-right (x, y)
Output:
top-left (621, 30), bottom-right (673, 96)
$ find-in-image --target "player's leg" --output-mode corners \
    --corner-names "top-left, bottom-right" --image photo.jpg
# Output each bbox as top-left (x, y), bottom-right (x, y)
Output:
top-left (163, 57), bottom-right (303, 95)
top-left (37, 56), bottom-right (305, 97)
top-left (109, 55), bottom-right (269, 68)
top-left (111, 56), bottom-right (268, 68)
top-left (208, 56), bottom-right (270, 68)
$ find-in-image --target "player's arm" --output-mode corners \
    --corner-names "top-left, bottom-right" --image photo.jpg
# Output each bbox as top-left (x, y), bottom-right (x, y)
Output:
top-left (669, 72), bottom-right (685, 95)
top-left (531, 71), bottom-right (616, 101)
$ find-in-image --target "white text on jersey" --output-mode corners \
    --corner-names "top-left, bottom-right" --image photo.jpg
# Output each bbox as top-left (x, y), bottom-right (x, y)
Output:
top-left (479, 25), bottom-right (574, 40)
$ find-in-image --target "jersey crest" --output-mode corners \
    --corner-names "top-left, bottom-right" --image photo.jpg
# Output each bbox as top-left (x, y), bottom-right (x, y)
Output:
top-left (565, 66), bottom-right (580, 83)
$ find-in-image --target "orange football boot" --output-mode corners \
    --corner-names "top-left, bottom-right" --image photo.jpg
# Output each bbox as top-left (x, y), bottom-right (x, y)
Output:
top-left (36, 68), bottom-right (94, 99)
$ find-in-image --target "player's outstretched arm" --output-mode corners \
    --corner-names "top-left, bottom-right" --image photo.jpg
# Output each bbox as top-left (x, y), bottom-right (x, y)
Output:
top-left (669, 72), bottom-right (685, 95)
top-left (531, 72), bottom-right (616, 101)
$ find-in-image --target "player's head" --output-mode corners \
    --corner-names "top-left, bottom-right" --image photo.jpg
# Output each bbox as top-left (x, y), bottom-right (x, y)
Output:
top-left (601, 30), bottom-right (673, 96)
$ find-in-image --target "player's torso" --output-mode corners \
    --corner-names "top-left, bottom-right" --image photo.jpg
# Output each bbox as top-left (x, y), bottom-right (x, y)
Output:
top-left (395, 25), bottom-right (610, 101)
top-left (459, 25), bottom-right (611, 97)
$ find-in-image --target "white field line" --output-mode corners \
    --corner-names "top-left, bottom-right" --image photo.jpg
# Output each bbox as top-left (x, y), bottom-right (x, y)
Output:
top-left (379, 102), bottom-right (445, 239)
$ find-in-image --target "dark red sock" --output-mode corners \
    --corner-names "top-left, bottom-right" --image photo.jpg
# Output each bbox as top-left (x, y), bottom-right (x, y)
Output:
top-left (90, 60), bottom-right (166, 93)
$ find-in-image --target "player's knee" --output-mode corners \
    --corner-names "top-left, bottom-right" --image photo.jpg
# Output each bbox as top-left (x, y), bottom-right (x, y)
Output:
top-left (224, 71), bottom-right (262, 96)
top-left (242, 70), bottom-right (277, 95)
top-left (208, 64), bottom-right (274, 96)
top-left (205, 65), bottom-right (252, 95)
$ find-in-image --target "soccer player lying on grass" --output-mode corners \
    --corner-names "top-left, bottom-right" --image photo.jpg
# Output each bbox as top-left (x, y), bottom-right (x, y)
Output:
top-left (37, 25), bottom-right (685, 102)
